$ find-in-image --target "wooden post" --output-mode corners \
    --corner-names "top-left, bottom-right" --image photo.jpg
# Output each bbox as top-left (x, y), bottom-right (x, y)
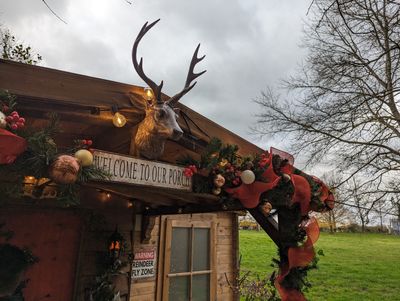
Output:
top-left (128, 200), bottom-right (137, 298)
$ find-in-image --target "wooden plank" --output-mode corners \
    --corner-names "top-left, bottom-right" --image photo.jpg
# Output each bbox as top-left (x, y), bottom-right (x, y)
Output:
top-left (162, 219), bottom-right (173, 300)
top-left (231, 213), bottom-right (240, 301)
top-left (211, 220), bottom-right (217, 301)
top-left (156, 216), bottom-right (166, 301)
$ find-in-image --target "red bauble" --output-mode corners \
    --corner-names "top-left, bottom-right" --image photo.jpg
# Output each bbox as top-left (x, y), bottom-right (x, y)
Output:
top-left (49, 155), bottom-right (80, 184)
top-left (0, 128), bottom-right (27, 164)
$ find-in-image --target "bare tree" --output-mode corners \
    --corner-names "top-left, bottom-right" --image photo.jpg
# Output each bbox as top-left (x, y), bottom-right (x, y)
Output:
top-left (255, 0), bottom-right (400, 198)
top-left (318, 200), bottom-right (354, 232)
top-left (345, 177), bottom-right (379, 232)
top-left (317, 173), bottom-right (355, 232)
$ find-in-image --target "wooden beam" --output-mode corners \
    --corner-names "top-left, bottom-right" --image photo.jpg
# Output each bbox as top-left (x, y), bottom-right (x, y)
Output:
top-left (140, 215), bottom-right (156, 244)
top-left (248, 208), bottom-right (280, 246)
top-left (142, 200), bottom-right (244, 216)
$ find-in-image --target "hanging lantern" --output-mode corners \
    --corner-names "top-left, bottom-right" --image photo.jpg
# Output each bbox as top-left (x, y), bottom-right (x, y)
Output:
top-left (111, 105), bottom-right (127, 128)
top-left (144, 87), bottom-right (154, 101)
top-left (108, 226), bottom-right (124, 260)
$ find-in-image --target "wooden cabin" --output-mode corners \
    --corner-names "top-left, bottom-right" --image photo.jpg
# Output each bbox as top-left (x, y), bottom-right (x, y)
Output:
top-left (0, 59), bottom-right (264, 301)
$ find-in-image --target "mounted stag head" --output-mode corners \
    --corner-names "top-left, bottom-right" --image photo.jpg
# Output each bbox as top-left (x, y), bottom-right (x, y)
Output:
top-left (131, 19), bottom-right (206, 160)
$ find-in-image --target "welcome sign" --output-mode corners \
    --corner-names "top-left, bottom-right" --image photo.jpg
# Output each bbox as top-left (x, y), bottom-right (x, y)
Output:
top-left (93, 150), bottom-right (192, 191)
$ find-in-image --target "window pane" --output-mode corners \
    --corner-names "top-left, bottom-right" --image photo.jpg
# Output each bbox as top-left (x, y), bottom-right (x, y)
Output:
top-left (170, 227), bottom-right (190, 272)
top-left (193, 228), bottom-right (210, 271)
top-left (169, 276), bottom-right (189, 301)
top-left (192, 274), bottom-right (210, 301)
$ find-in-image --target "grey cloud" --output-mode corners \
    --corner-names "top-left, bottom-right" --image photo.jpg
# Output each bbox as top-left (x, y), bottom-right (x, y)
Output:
top-left (1, 0), bottom-right (311, 153)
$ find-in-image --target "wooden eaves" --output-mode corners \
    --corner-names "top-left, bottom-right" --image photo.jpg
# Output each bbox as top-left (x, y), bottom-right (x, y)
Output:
top-left (0, 60), bottom-right (264, 209)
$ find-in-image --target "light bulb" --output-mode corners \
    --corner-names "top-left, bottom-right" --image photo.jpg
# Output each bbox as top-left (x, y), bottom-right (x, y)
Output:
top-left (112, 112), bottom-right (127, 127)
top-left (144, 87), bottom-right (154, 101)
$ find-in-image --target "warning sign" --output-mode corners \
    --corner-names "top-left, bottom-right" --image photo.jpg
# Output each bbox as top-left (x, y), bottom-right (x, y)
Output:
top-left (131, 248), bottom-right (157, 280)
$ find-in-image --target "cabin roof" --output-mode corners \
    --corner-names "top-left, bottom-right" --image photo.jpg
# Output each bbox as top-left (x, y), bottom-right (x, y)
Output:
top-left (0, 59), bottom-right (262, 212)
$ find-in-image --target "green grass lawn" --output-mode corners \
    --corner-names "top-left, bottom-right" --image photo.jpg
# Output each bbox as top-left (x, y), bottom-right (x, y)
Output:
top-left (239, 230), bottom-right (400, 301)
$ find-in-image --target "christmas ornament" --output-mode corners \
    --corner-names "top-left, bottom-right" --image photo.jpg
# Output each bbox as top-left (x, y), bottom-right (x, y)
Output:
top-left (240, 169), bottom-right (255, 184)
top-left (213, 174), bottom-right (225, 188)
top-left (49, 155), bottom-right (80, 184)
top-left (74, 149), bottom-right (94, 167)
top-left (5, 111), bottom-right (25, 130)
top-left (0, 128), bottom-right (27, 164)
top-left (261, 202), bottom-right (272, 215)
top-left (0, 111), bottom-right (6, 129)
top-left (212, 187), bottom-right (221, 195)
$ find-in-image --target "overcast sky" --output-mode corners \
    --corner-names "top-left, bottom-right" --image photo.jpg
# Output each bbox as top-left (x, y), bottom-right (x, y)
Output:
top-left (1, 0), bottom-right (311, 159)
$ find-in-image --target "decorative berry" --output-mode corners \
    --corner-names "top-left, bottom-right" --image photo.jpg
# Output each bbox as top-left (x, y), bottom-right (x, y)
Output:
top-left (18, 117), bottom-right (25, 123)
top-left (12, 115), bottom-right (19, 122)
top-left (11, 124), bottom-right (18, 130)
top-left (5, 116), bottom-right (13, 123)
top-left (86, 140), bottom-right (93, 146)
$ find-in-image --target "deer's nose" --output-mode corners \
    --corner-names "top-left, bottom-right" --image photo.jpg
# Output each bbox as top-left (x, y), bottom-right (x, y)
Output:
top-left (172, 128), bottom-right (183, 140)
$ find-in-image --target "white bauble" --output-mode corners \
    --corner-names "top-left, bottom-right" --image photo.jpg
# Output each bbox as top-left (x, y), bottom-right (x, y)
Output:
top-left (0, 112), bottom-right (6, 129)
top-left (74, 149), bottom-right (94, 167)
top-left (240, 170), bottom-right (255, 184)
top-left (212, 187), bottom-right (221, 195)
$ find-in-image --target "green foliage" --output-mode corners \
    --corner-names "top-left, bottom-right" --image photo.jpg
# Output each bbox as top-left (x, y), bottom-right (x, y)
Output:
top-left (1, 29), bottom-right (42, 65)
top-left (0, 92), bottom-right (109, 206)
top-left (178, 137), bottom-right (269, 193)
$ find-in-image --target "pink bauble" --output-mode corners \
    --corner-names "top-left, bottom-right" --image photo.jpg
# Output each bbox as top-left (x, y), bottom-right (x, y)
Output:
top-left (49, 155), bottom-right (80, 184)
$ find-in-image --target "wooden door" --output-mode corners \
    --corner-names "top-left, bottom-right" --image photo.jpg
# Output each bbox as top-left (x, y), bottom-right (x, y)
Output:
top-left (0, 207), bottom-right (83, 301)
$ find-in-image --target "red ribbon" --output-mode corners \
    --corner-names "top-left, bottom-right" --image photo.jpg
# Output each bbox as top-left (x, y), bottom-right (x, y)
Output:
top-left (275, 218), bottom-right (320, 301)
top-left (223, 148), bottom-right (334, 300)
top-left (0, 128), bottom-right (27, 164)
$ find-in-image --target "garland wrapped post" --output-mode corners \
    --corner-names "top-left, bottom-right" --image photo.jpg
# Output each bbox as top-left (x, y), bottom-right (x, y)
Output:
top-left (179, 138), bottom-right (334, 300)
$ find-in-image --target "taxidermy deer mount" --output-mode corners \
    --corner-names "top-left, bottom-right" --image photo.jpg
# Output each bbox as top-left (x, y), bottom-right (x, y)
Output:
top-left (130, 19), bottom-right (206, 160)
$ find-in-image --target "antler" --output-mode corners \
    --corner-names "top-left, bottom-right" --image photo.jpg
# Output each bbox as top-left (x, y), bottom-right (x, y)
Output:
top-left (168, 44), bottom-right (207, 106)
top-left (132, 19), bottom-right (164, 104)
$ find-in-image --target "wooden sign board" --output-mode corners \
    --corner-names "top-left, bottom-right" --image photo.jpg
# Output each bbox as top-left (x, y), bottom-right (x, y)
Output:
top-left (93, 150), bottom-right (192, 191)
top-left (131, 248), bottom-right (157, 280)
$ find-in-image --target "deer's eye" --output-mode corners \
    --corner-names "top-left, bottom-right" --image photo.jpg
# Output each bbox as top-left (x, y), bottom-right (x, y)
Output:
top-left (156, 109), bottom-right (166, 119)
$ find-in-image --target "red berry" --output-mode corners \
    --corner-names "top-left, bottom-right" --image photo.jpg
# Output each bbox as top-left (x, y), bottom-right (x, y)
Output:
top-left (5, 116), bottom-right (13, 123)
top-left (11, 124), bottom-right (18, 130)
top-left (12, 115), bottom-right (19, 122)
top-left (18, 117), bottom-right (25, 123)
top-left (86, 140), bottom-right (93, 146)
top-left (81, 139), bottom-right (87, 145)
top-left (10, 111), bottom-right (18, 116)
top-left (16, 122), bottom-right (24, 128)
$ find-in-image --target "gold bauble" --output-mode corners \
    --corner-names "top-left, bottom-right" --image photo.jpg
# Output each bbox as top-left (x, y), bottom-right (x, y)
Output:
top-left (213, 174), bottom-right (225, 188)
top-left (49, 155), bottom-right (80, 184)
top-left (74, 149), bottom-right (94, 167)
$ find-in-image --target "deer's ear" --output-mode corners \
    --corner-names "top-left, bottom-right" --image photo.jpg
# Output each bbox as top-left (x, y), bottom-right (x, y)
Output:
top-left (127, 92), bottom-right (148, 110)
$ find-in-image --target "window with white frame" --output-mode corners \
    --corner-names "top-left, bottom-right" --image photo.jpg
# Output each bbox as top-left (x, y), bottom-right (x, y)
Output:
top-left (162, 218), bottom-right (216, 301)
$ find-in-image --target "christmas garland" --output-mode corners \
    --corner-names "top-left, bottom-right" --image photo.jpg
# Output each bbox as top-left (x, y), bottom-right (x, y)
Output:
top-left (179, 138), bottom-right (335, 301)
top-left (0, 91), bottom-right (109, 206)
